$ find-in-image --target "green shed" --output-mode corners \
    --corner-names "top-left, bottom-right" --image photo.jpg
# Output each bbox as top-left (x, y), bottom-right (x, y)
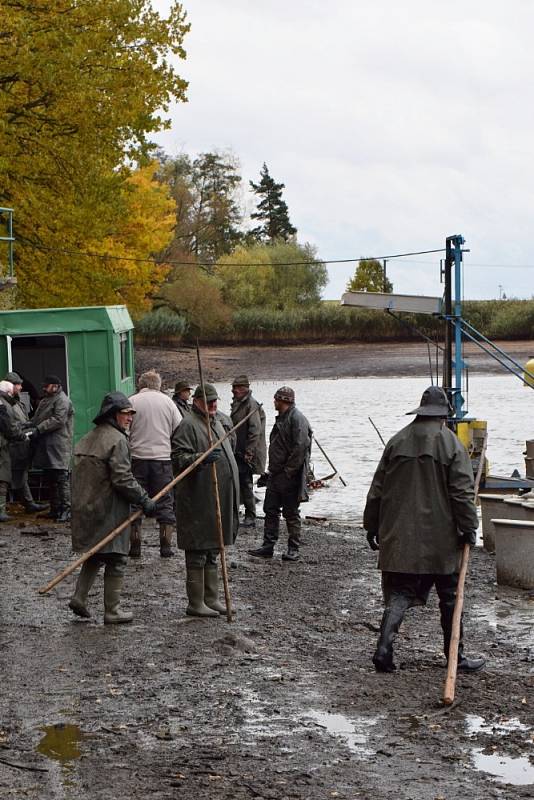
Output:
top-left (0, 306), bottom-right (134, 443)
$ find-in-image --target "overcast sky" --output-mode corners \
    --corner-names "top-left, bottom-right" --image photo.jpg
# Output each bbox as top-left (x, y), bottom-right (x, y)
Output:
top-left (152, 0), bottom-right (534, 301)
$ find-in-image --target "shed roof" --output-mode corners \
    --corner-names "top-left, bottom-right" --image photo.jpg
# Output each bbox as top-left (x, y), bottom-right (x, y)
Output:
top-left (0, 306), bottom-right (133, 335)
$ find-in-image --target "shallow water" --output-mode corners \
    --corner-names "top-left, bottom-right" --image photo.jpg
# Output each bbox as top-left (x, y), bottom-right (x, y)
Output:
top-left (215, 374), bottom-right (533, 520)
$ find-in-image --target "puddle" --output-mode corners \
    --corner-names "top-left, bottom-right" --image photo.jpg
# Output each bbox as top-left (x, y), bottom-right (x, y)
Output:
top-left (469, 599), bottom-right (534, 647)
top-left (37, 723), bottom-right (84, 763)
top-left (466, 714), bottom-right (530, 736)
top-left (472, 749), bottom-right (534, 785)
top-left (306, 709), bottom-right (380, 756)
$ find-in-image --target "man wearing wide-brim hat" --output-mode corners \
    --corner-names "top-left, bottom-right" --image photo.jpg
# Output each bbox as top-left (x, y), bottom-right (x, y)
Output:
top-left (172, 380), bottom-right (193, 418)
top-left (230, 374), bottom-right (266, 529)
top-left (363, 385), bottom-right (485, 675)
top-left (69, 392), bottom-right (157, 624)
top-left (171, 383), bottom-right (239, 618)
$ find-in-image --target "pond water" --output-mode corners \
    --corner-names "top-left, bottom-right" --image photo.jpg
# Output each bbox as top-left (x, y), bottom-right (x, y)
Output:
top-left (214, 375), bottom-right (533, 521)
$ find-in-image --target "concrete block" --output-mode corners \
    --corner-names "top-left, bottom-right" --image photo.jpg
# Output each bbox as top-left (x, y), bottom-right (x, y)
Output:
top-left (478, 494), bottom-right (523, 553)
top-left (492, 518), bottom-right (534, 590)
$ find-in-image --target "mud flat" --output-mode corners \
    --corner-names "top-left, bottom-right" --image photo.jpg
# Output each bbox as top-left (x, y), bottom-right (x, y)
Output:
top-left (137, 340), bottom-right (534, 384)
top-left (1, 512), bottom-right (533, 799)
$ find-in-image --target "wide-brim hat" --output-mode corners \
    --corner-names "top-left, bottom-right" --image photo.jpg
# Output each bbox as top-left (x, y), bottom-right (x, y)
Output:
top-left (193, 383), bottom-right (219, 402)
top-left (93, 391), bottom-right (136, 424)
top-left (406, 385), bottom-right (451, 417)
top-left (232, 374), bottom-right (250, 387)
top-left (174, 380), bottom-right (192, 393)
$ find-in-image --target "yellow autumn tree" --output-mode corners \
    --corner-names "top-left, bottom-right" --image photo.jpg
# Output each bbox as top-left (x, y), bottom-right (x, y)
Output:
top-left (0, 0), bottom-right (189, 309)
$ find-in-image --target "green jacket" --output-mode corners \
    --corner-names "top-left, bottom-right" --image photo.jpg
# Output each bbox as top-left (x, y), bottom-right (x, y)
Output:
top-left (71, 421), bottom-right (149, 555)
top-left (171, 407), bottom-right (239, 551)
top-left (363, 418), bottom-right (478, 575)
top-left (0, 393), bottom-right (26, 483)
top-left (230, 391), bottom-right (266, 474)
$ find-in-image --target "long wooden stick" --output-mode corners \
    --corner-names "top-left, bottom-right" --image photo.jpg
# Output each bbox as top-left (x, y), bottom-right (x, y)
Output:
top-left (368, 416), bottom-right (386, 447)
top-left (443, 431), bottom-right (488, 705)
top-left (38, 409), bottom-right (257, 595)
top-left (313, 436), bottom-right (347, 487)
top-left (195, 341), bottom-right (233, 623)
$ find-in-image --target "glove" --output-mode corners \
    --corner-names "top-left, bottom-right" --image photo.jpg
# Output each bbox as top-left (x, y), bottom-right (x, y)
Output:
top-left (459, 530), bottom-right (477, 547)
top-left (203, 448), bottom-right (222, 466)
top-left (141, 497), bottom-right (158, 517)
top-left (256, 472), bottom-right (268, 488)
top-left (366, 530), bottom-right (379, 551)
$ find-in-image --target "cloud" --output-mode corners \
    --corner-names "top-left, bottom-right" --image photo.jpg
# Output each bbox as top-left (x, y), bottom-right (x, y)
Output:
top-left (153, 0), bottom-right (534, 300)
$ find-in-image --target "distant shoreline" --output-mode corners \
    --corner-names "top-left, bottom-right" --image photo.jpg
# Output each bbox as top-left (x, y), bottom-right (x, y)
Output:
top-left (136, 339), bottom-right (534, 384)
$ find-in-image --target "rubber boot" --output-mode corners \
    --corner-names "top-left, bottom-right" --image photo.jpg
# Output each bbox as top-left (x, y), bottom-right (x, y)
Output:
top-left (56, 473), bottom-right (71, 523)
top-left (21, 481), bottom-right (47, 513)
top-left (441, 607), bottom-right (486, 673)
top-left (104, 574), bottom-right (133, 624)
top-left (248, 543), bottom-right (274, 558)
top-left (69, 560), bottom-right (101, 618)
top-left (282, 546), bottom-right (300, 562)
top-left (159, 523), bottom-right (174, 558)
top-left (283, 519), bottom-right (301, 561)
top-left (185, 567), bottom-right (219, 617)
top-left (372, 596), bottom-right (411, 673)
top-left (204, 565), bottom-right (226, 614)
top-left (129, 520), bottom-right (142, 558)
top-left (0, 482), bottom-right (10, 522)
top-left (43, 478), bottom-right (60, 520)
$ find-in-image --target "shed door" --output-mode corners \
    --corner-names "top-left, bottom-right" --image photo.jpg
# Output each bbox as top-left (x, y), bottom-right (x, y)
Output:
top-left (8, 335), bottom-right (69, 407)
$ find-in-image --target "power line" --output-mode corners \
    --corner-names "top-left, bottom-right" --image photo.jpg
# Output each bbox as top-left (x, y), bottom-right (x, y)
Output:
top-left (25, 242), bottom-right (446, 269)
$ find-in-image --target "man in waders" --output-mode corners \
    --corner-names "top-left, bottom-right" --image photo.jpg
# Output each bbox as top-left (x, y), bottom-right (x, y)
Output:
top-left (363, 385), bottom-right (485, 674)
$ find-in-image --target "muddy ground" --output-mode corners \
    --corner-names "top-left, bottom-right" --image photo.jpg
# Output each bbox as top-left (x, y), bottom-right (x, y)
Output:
top-left (1, 507), bottom-right (533, 799)
top-left (137, 340), bottom-right (534, 384)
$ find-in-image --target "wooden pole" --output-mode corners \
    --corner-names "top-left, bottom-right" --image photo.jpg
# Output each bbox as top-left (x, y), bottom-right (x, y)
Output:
top-left (312, 436), bottom-right (347, 487)
top-left (38, 410), bottom-right (257, 595)
top-left (443, 431), bottom-right (488, 705)
top-left (368, 416), bottom-right (386, 447)
top-left (195, 341), bottom-right (233, 623)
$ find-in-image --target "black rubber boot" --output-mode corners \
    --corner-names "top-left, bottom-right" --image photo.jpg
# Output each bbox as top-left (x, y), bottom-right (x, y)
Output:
top-left (282, 547), bottom-right (300, 562)
top-left (69, 560), bottom-right (101, 618)
top-left (0, 482), bottom-right (10, 522)
top-left (56, 473), bottom-right (71, 523)
top-left (129, 521), bottom-right (142, 558)
top-left (372, 596), bottom-right (411, 673)
top-left (248, 543), bottom-right (274, 558)
top-left (440, 595), bottom-right (486, 673)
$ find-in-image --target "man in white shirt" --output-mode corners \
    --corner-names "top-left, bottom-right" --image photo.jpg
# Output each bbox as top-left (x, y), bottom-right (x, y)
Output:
top-left (128, 370), bottom-right (181, 558)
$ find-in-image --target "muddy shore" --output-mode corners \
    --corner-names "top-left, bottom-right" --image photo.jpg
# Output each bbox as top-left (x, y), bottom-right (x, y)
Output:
top-left (137, 340), bottom-right (534, 384)
top-left (1, 508), bottom-right (533, 798)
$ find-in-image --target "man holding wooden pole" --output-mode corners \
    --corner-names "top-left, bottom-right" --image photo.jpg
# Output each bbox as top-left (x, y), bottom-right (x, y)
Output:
top-left (363, 385), bottom-right (485, 674)
top-left (171, 383), bottom-right (239, 618)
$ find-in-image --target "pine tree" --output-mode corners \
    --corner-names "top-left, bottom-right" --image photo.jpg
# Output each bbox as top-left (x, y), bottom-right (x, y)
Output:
top-left (249, 163), bottom-right (297, 243)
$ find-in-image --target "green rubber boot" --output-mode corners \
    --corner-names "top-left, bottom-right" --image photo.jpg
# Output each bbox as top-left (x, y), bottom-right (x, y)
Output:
top-left (104, 574), bottom-right (133, 624)
top-left (204, 565), bottom-right (226, 614)
top-left (69, 560), bottom-right (101, 618)
top-left (186, 567), bottom-right (219, 618)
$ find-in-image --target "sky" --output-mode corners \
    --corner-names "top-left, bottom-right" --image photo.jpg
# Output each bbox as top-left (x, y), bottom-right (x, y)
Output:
top-left (152, 0), bottom-right (534, 301)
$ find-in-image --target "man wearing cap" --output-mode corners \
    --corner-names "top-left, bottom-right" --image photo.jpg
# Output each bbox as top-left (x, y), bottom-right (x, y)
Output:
top-left (0, 380), bottom-right (29, 521)
top-left (171, 383), bottom-right (239, 617)
top-left (230, 375), bottom-right (266, 529)
top-left (172, 380), bottom-right (193, 417)
top-left (27, 375), bottom-right (74, 523)
top-left (363, 385), bottom-right (485, 675)
top-left (249, 386), bottom-right (312, 562)
top-left (3, 372), bottom-right (46, 513)
top-left (69, 392), bottom-right (157, 623)
top-left (128, 370), bottom-right (181, 558)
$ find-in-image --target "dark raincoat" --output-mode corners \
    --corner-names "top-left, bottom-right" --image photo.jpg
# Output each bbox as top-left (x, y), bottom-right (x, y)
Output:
top-left (267, 405), bottom-right (312, 503)
top-left (363, 417), bottom-right (478, 575)
top-left (6, 396), bottom-right (31, 488)
top-left (171, 407), bottom-right (239, 550)
top-left (0, 393), bottom-right (26, 483)
top-left (71, 420), bottom-right (149, 556)
top-left (32, 389), bottom-right (74, 470)
top-left (230, 391), bottom-right (266, 474)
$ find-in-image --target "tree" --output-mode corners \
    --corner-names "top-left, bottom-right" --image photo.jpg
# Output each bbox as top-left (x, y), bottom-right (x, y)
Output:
top-left (156, 264), bottom-right (231, 336)
top-left (0, 0), bottom-right (189, 308)
top-left (158, 150), bottom-right (243, 266)
top-left (215, 241), bottom-right (327, 309)
top-left (346, 259), bottom-right (393, 293)
top-left (249, 163), bottom-right (297, 243)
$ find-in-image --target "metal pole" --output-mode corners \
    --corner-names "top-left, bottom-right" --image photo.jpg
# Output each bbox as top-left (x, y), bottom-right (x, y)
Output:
top-left (383, 259), bottom-right (387, 292)
top-left (452, 235), bottom-right (466, 420)
top-left (443, 238), bottom-right (453, 399)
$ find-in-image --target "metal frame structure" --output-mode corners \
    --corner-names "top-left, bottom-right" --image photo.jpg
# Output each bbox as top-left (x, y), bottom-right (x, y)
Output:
top-left (0, 207), bottom-right (14, 277)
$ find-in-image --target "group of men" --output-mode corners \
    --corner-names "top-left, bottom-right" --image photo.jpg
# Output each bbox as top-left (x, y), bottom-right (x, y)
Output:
top-left (3, 366), bottom-right (486, 675)
top-left (0, 372), bottom-right (73, 523)
top-left (69, 373), bottom-right (313, 624)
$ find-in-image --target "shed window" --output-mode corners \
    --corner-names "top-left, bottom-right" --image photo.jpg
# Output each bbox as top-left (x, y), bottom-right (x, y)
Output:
top-left (120, 333), bottom-right (130, 379)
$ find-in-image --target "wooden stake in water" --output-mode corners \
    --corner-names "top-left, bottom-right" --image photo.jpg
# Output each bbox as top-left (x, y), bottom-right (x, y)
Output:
top-left (313, 436), bottom-right (347, 487)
